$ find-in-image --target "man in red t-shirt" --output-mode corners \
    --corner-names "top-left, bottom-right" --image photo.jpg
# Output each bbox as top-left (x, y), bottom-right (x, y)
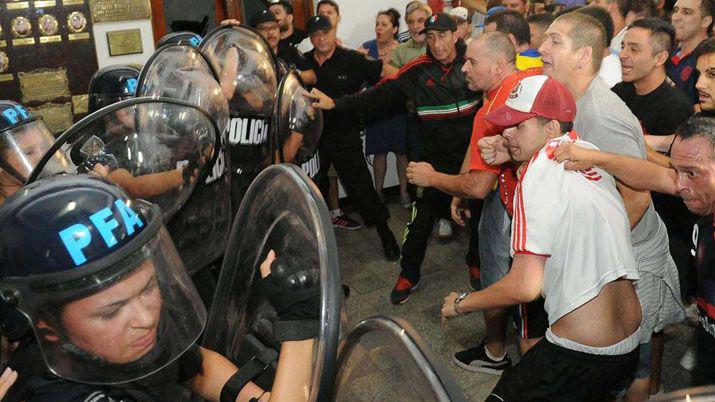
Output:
top-left (407, 31), bottom-right (542, 374)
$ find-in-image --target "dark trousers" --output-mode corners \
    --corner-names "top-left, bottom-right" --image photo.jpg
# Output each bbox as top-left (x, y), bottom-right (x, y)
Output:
top-left (405, 110), bottom-right (422, 162)
top-left (694, 326), bottom-right (715, 386)
top-left (465, 199), bottom-right (483, 268)
top-left (318, 143), bottom-right (389, 227)
top-left (400, 187), bottom-right (452, 283)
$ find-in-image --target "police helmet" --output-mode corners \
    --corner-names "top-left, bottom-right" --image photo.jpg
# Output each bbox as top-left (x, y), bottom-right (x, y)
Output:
top-left (156, 31), bottom-right (203, 48)
top-left (88, 65), bottom-right (141, 113)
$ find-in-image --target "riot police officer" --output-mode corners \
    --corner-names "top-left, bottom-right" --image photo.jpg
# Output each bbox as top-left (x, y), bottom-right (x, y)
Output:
top-left (0, 100), bottom-right (70, 203)
top-left (0, 175), bottom-right (320, 401)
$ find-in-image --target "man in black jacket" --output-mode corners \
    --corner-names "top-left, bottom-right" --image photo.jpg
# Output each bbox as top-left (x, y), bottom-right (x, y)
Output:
top-left (303, 15), bottom-right (401, 261)
top-left (311, 13), bottom-right (481, 304)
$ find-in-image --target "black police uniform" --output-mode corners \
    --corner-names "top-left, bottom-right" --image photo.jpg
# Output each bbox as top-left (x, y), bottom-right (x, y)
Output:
top-left (693, 213), bottom-right (715, 386)
top-left (6, 340), bottom-right (203, 402)
top-left (305, 46), bottom-right (390, 227)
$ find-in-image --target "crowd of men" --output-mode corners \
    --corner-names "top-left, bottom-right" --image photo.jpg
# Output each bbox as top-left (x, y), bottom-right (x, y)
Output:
top-left (261, 0), bottom-right (714, 399)
top-left (0, 0), bottom-right (714, 400)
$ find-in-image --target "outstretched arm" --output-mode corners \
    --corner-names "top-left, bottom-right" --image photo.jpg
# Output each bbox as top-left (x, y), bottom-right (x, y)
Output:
top-left (441, 253), bottom-right (545, 317)
top-left (310, 74), bottom-right (407, 116)
top-left (555, 142), bottom-right (678, 196)
top-left (407, 162), bottom-right (497, 200)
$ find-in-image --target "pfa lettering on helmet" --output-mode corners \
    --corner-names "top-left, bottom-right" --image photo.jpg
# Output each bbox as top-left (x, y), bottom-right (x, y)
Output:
top-left (123, 77), bottom-right (138, 96)
top-left (1, 104), bottom-right (31, 127)
top-left (59, 199), bottom-right (145, 266)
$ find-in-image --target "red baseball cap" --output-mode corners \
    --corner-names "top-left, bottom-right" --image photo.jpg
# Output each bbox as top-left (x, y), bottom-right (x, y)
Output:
top-left (485, 75), bottom-right (576, 127)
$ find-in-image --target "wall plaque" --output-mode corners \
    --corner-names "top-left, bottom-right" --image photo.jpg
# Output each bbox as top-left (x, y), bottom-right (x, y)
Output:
top-left (72, 93), bottom-right (88, 114)
top-left (68, 32), bottom-right (90, 41)
top-left (28, 102), bottom-right (73, 134)
top-left (6, 2), bottom-right (30, 10)
top-left (61, 0), bottom-right (84, 4)
top-left (89, 0), bottom-right (151, 23)
top-left (34, 0), bottom-right (57, 7)
top-left (18, 68), bottom-right (70, 102)
top-left (106, 28), bottom-right (142, 56)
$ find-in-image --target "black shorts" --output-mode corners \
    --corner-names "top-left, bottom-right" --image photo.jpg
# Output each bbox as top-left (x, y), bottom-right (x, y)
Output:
top-left (486, 338), bottom-right (638, 402)
top-left (514, 297), bottom-right (549, 340)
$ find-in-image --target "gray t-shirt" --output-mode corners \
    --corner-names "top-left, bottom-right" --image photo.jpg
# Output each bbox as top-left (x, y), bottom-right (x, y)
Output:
top-left (574, 76), bottom-right (661, 248)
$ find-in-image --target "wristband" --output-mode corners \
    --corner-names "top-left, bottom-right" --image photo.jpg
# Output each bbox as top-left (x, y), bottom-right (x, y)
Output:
top-left (454, 291), bottom-right (469, 315)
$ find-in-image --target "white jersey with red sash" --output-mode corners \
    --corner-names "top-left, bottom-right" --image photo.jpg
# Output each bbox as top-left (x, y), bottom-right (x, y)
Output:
top-left (510, 132), bottom-right (640, 325)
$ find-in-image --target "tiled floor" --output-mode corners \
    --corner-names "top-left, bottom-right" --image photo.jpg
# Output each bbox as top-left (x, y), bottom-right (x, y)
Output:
top-left (336, 200), bottom-right (695, 401)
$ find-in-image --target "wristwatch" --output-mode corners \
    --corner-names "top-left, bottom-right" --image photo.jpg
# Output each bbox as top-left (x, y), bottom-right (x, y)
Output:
top-left (454, 291), bottom-right (470, 315)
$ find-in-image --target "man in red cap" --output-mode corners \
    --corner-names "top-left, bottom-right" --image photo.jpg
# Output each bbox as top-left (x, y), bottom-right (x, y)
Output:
top-left (440, 75), bottom-right (643, 401)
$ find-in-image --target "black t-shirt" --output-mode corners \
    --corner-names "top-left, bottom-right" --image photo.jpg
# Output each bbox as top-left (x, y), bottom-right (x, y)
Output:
top-left (694, 214), bottom-right (715, 337)
top-left (305, 46), bottom-right (382, 147)
top-left (278, 45), bottom-right (312, 72)
top-left (612, 79), bottom-right (696, 236)
top-left (611, 80), bottom-right (693, 136)
top-left (279, 28), bottom-right (307, 49)
top-left (5, 340), bottom-right (203, 402)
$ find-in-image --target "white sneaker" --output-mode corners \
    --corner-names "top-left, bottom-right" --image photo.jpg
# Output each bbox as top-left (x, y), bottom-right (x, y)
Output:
top-left (438, 219), bottom-right (453, 238)
top-left (685, 303), bottom-right (700, 325)
top-left (680, 348), bottom-right (696, 371)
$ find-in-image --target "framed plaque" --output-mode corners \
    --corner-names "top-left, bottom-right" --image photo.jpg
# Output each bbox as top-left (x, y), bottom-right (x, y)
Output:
top-left (18, 68), bottom-right (70, 103)
top-left (89, 0), bottom-right (152, 23)
top-left (106, 29), bottom-right (142, 56)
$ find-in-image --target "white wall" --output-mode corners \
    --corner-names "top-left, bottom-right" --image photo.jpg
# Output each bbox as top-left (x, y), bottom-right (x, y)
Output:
top-left (333, 0), bottom-right (411, 48)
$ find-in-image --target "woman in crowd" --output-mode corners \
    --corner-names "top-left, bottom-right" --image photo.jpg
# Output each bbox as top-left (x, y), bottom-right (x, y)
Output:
top-left (358, 9), bottom-right (411, 207)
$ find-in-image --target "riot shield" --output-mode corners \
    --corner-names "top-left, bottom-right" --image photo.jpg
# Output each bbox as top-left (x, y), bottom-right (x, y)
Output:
top-left (28, 97), bottom-right (219, 221)
top-left (333, 316), bottom-right (468, 402)
top-left (272, 70), bottom-right (322, 180)
top-left (203, 164), bottom-right (341, 401)
top-left (136, 44), bottom-right (231, 275)
top-left (200, 25), bottom-right (279, 211)
top-left (136, 43), bottom-right (229, 135)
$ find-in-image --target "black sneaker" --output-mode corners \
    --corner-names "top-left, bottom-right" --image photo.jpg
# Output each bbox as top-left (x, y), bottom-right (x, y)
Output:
top-left (332, 214), bottom-right (362, 230)
top-left (390, 275), bottom-right (419, 305)
top-left (453, 340), bottom-right (512, 375)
